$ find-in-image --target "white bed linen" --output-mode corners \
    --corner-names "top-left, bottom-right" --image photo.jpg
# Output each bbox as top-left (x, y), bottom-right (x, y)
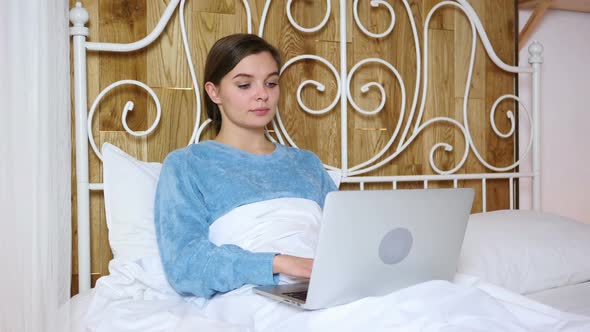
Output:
top-left (528, 281), bottom-right (590, 317)
top-left (78, 198), bottom-right (590, 331)
top-left (71, 288), bottom-right (96, 332)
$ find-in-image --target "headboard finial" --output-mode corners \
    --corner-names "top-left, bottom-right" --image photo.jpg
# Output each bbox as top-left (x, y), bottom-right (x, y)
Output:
top-left (528, 41), bottom-right (544, 64)
top-left (69, 2), bottom-right (89, 36)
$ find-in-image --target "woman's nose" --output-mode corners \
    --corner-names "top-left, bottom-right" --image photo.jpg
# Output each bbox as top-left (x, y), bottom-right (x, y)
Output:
top-left (255, 84), bottom-right (269, 101)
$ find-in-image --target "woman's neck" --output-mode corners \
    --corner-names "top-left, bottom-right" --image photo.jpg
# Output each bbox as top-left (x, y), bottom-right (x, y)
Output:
top-left (214, 128), bottom-right (275, 155)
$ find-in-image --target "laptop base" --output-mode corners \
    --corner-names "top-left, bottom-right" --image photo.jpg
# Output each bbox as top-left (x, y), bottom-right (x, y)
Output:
top-left (253, 282), bottom-right (309, 309)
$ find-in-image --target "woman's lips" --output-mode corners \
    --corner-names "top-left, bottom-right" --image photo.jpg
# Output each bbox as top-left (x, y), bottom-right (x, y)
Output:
top-left (251, 108), bottom-right (270, 116)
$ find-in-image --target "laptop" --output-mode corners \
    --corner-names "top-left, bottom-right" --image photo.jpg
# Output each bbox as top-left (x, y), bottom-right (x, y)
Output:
top-left (253, 188), bottom-right (474, 310)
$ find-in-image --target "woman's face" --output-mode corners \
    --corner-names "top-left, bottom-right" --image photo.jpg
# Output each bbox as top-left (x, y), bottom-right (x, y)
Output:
top-left (206, 51), bottom-right (280, 133)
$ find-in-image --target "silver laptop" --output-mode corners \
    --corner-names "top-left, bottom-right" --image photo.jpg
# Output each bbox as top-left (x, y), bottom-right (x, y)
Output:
top-left (253, 188), bottom-right (474, 310)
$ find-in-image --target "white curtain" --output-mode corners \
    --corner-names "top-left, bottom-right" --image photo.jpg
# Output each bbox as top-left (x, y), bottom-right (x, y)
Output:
top-left (0, 1), bottom-right (71, 331)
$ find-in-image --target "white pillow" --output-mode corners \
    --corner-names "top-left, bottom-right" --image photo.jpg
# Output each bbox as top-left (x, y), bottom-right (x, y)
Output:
top-left (458, 209), bottom-right (590, 294)
top-left (102, 143), bottom-right (162, 261)
top-left (326, 170), bottom-right (342, 188)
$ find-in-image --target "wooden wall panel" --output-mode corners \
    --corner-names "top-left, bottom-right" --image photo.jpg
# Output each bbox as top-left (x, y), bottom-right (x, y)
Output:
top-left (425, 29), bottom-right (455, 179)
top-left (484, 0), bottom-right (517, 211)
top-left (70, 0), bottom-right (516, 294)
top-left (349, 1), bottom-right (401, 175)
top-left (98, 0), bottom-right (148, 132)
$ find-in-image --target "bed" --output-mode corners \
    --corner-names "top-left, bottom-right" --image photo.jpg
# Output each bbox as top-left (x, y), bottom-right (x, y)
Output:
top-left (68, 0), bottom-right (590, 331)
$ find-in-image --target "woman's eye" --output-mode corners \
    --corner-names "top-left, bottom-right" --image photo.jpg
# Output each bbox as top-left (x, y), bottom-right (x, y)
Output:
top-left (266, 82), bottom-right (278, 88)
top-left (237, 83), bottom-right (250, 89)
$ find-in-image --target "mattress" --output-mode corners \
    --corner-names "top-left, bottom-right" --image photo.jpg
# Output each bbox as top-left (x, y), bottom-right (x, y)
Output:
top-left (527, 281), bottom-right (590, 317)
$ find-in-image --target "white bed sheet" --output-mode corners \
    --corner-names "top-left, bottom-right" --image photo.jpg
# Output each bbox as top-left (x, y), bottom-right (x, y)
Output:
top-left (74, 199), bottom-right (590, 331)
top-left (528, 281), bottom-right (590, 318)
top-left (70, 287), bottom-right (244, 332)
top-left (70, 288), bottom-right (96, 332)
top-left (72, 274), bottom-right (590, 332)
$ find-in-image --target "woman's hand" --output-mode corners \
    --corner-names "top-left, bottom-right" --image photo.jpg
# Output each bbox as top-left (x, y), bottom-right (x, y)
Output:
top-left (272, 254), bottom-right (313, 279)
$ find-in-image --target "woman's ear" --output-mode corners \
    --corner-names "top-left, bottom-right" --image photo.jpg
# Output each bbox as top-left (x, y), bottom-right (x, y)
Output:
top-left (204, 82), bottom-right (221, 104)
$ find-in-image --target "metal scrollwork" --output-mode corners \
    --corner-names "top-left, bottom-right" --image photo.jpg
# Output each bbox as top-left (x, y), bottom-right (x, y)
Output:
top-left (88, 80), bottom-right (161, 160)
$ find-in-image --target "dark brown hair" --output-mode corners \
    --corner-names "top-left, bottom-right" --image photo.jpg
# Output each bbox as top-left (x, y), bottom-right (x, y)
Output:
top-left (203, 33), bottom-right (281, 133)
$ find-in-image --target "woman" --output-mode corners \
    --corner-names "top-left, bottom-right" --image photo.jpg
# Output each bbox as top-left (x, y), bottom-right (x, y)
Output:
top-left (154, 33), bottom-right (337, 299)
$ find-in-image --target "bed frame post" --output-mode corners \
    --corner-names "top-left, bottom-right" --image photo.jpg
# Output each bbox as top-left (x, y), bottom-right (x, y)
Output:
top-left (528, 41), bottom-right (544, 211)
top-left (69, 2), bottom-right (91, 293)
top-left (339, 0), bottom-right (348, 175)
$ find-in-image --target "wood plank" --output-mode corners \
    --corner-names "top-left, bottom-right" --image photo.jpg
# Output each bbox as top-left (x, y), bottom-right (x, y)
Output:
top-left (90, 190), bottom-right (108, 280)
top-left (454, 0), bottom-right (486, 100)
top-left (518, 0), bottom-right (552, 50)
top-left (146, 0), bottom-right (196, 161)
top-left (391, 0), bottom-right (420, 153)
top-left (455, 98), bottom-right (486, 213)
top-left (485, 0), bottom-right (516, 211)
top-left (348, 0), bottom-right (420, 180)
top-left (147, 0), bottom-right (191, 89)
top-left (285, 0), bottom-right (336, 41)
top-left (348, 0), bottom-right (401, 174)
top-left (98, 0), bottom-right (148, 132)
top-left (193, 0), bottom-right (235, 14)
top-left (519, 0), bottom-right (590, 13)
top-left (393, 0), bottom-right (424, 184)
top-left (551, 0), bottom-right (590, 12)
top-left (423, 29), bottom-right (454, 178)
top-left (147, 88), bottom-right (197, 161)
top-left (453, 1), bottom-right (487, 212)
top-left (423, 0), bottom-right (455, 31)
top-left (279, 40), bottom-right (341, 166)
top-left (260, 1), bottom-right (341, 166)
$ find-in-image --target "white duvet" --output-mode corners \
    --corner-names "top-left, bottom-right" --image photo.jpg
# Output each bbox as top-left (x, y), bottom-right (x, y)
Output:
top-left (79, 198), bottom-right (590, 332)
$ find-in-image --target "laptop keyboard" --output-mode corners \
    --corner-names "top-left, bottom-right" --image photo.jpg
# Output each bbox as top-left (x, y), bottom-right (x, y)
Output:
top-left (283, 291), bottom-right (308, 301)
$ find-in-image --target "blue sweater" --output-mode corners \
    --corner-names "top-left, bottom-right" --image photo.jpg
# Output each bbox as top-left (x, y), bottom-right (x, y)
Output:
top-left (154, 141), bottom-right (337, 298)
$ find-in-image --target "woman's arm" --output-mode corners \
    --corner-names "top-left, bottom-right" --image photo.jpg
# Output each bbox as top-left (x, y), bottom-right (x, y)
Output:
top-left (154, 151), bottom-right (279, 298)
top-left (311, 152), bottom-right (338, 207)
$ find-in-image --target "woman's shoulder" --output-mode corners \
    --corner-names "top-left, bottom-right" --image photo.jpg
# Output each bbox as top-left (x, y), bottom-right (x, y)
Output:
top-left (163, 142), bottom-right (213, 165)
top-left (279, 144), bottom-right (322, 163)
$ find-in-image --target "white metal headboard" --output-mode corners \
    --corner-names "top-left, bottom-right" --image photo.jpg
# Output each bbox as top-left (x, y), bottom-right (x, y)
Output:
top-left (69, 0), bottom-right (543, 293)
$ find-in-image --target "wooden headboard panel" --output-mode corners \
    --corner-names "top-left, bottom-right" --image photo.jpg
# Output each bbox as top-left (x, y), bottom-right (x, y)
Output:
top-left (69, 0), bottom-right (522, 294)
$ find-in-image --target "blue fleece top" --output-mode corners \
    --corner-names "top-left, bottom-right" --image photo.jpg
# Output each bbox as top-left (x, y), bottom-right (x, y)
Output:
top-left (154, 140), bottom-right (337, 299)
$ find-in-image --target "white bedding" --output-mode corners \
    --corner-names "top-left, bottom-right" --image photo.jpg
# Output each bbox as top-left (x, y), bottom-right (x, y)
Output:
top-left (71, 288), bottom-right (96, 332)
top-left (76, 198), bottom-right (590, 331)
top-left (528, 281), bottom-right (590, 317)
